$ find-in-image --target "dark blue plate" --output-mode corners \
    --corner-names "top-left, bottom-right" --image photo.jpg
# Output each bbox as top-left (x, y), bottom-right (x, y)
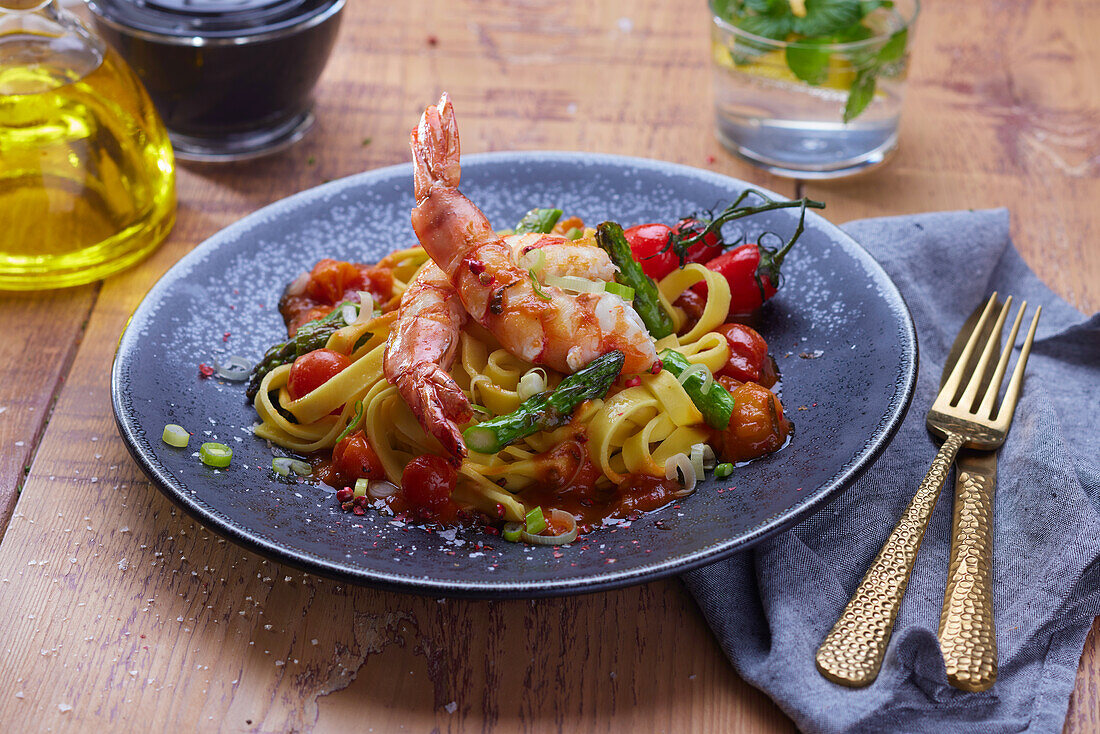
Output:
top-left (111, 153), bottom-right (917, 598)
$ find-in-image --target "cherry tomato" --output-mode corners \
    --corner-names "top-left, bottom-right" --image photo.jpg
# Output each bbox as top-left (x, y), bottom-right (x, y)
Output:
top-left (305, 259), bottom-right (365, 305)
top-left (672, 218), bottom-right (723, 264)
top-left (331, 430), bottom-right (384, 482)
top-left (624, 223), bottom-right (677, 280)
top-left (401, 454), bottom-right (457, 510)
top-left (287, 348), bottom-right (350, 400)
top-left (713, 380), bottom-right (791, 462)
top-left (673, 289), bottom-right (706, 331)
top-left (702, 243), bottom-right (780, 316)
top-left (715, 323), bottom-right (769, 383)
top-left (625, 221), bottom-right (726, 282)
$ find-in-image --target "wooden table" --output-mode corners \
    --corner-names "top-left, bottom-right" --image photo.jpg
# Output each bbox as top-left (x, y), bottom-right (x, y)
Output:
top-left (1, 1), bottom-right (1097, 731)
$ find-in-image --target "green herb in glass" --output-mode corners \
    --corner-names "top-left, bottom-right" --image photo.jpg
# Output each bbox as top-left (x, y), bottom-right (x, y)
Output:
top-left (715, 0), bottom-right (910, 121)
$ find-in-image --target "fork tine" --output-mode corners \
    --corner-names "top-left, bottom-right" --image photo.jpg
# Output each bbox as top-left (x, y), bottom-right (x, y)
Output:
top-left (993, 304), bottom-right (1041, 428)
top-left (937, 293), bottom-right (999, 410)
top-left (958, 296), bottom-right (1013, 411)
top-left (977, 300), bottom-right (1026, 418)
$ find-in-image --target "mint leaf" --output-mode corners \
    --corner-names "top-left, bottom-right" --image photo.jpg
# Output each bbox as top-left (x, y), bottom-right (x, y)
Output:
top-left (843, 68), bottom-right (876, 122)
top-left (712, 0), bottom-right (741, 19)
top-left (859, 0), bottom-right (892, 13)
top-left (833, 22), bottom-right (873, 42)
top-left (785, 40), bottom-right (832, 85)
top-left (876, 27), bottom-right (908, 64)
top-left (735, 12), bottom-right (793, 40)
top-left (794, 0), bottom-right (862, 36)
top-left (744, 0), bottom-right (786, 11)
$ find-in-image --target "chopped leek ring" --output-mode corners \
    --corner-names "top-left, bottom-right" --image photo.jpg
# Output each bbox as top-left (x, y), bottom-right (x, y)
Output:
top-left (524, 506), bottom-right (547, 535)
top-left (200, 442), bottom-right (232, 468)
top-left (162, 424), bottom-right (190, 448)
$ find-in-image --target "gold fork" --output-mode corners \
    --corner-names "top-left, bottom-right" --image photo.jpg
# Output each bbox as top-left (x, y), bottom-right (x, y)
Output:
top-left (815, 293), bottom-right (1041, 687)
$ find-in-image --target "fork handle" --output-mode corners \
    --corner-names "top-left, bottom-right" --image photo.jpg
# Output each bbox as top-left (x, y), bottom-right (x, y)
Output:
top-left (939, 461), bottom-right (998, 691)
top-left (816, 432), bottom-right (965, 687)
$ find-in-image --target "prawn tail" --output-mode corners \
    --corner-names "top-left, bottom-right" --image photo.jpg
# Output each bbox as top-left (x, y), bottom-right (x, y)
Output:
top-left (411, 92), bottom-right (461, 202)
top-left (398, 363), bottom-right (471, 459)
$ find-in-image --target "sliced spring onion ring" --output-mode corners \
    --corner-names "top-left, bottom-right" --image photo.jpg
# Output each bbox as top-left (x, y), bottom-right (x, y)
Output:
top-left (521, 509), bottom-right (578, 545)
top-left (200, 442), bottom-right (232, 468)
top-left (528, 248), bottom-right (546, 275)
top-left (676, 363), bottom-right (713, 395)
top-left (544, 274), bottom-right (604, 294)
top-left (689, 443), bottom-right (716, 479)
top-left (354, 291), bottom-right (374, 324)
top-left (564, 228), bottom-right (583, 241)
top-left (529, 269), bottom-right (552, 301)
top-left (162, 424), bottom-right (189, 448)
top-left (524, 506), bottom-right (547, 535)
top-left (340, 303), bottom-right (358, 326)
top-left (353, 477), bottom-right (369, 498)
top-left (665, 452), bottom-right (697, 493)
top-left (604, 282), bottom-right (635, 301)
top-left (715, 462), bottom-right (734, 479)
top-left (517, 367), bottom-right (548, 401)
top-left (272, 457), bottom-right (311, 477)
top-left (689, 444), bottom-right (705, 478)
top-left (502, 522), bottom-right (524, 542)
top-left (214, 355), bottom-right (252, 382)
top-left (367, 480), bottom-right (398, 499)
top-left (333, 400), bottom-right (364, 444)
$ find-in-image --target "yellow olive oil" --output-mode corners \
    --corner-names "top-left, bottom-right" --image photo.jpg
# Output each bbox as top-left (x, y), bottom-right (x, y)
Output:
top-left (0, 33), bottom-right (175, 290)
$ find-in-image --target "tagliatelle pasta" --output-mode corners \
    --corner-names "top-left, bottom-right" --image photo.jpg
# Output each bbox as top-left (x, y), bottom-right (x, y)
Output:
top-left (251, 239), bottom-right (762, 524)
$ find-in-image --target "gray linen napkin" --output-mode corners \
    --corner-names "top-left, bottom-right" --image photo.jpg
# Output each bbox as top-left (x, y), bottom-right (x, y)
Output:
top-left (683, 209), bottom-right (1100, 734)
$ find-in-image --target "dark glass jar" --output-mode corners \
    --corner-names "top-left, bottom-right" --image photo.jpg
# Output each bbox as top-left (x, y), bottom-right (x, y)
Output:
top-left (86, 0), bottom-right (344, 161)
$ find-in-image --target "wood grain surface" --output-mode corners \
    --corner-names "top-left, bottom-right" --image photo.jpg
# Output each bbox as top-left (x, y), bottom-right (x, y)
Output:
top-left (0, 0), bottom-right (1096, 732)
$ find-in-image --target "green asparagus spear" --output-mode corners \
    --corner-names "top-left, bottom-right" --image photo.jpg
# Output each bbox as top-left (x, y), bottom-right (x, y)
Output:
top-left (595, 222), bottom-right (675, 339)
top-left (514, 207), bottom-right (563, 234)
top-left (659, 349), bottom-right (736, 430)
top-left (463, 351), bottom-right (625, 454)
top-left (245, 302), bottom-right (358, 400)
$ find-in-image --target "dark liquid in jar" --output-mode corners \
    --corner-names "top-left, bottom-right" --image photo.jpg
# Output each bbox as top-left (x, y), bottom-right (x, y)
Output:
top-left (88, 0), bottom-right (343, 138)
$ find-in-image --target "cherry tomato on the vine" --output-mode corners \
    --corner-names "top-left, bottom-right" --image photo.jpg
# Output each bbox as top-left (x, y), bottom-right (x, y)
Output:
top-left (401, 454), bottom-right (457, 511)
top-left (714, 323), bottom-right (769, 383)
top-left (672, 218), bottom-right (723, 265)
top-left (701, 243), bottom-right (779, 316)
top-left (623, 223), bottom-right (677, 280)
top-left (287, 348), bottom-right (350, 400)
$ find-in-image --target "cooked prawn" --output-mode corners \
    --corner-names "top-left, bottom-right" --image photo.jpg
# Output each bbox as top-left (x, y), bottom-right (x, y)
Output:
top-left (383, 261), bottom-right (472, 458)
top-left (409, 93), bottom-right (658, 375)
top-left (384, 234), bottom-right (616, 459)
top-left (508, 233), bottom-right (618, 281)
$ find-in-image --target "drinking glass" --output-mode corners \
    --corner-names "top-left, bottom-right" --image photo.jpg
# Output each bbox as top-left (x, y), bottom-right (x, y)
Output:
top-left (710, 0), bottom-right (919, 178)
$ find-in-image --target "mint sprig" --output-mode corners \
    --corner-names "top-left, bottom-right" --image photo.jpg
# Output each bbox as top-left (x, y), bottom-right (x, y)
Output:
top-left (719, 0), bottom-right (909, 122)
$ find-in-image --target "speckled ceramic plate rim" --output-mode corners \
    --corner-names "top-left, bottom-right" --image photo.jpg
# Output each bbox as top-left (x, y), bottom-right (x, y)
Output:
top-left (111, 151), bottom-right (918, 598)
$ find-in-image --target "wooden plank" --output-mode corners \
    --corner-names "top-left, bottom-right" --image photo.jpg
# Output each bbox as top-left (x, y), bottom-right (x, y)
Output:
top-left (0, 287), bottom-right (97, 539)
top-left (0, 0), bottom-right (799, 731)
top-left (3, 0), bottom-right (1096, 729)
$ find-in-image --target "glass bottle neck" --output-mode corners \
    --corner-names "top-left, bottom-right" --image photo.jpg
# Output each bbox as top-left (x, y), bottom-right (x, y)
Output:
top-left (0, 0), bottom-right (104, 93)
top-left (1, 1), bottom-right (52, 10)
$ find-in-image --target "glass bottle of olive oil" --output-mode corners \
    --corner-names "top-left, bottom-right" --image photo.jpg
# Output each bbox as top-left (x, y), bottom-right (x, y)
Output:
top-left (0, 0), bottom-right (175, 290)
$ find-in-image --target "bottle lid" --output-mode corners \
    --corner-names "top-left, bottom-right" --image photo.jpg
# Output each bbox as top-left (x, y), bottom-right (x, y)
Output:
top-left (86, 0), bottom-right (340, 40)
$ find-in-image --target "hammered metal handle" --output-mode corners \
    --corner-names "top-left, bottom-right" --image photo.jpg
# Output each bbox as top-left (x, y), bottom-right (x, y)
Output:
top-left (816, 432), bottom-right (965, 686)
top-left (939, 463), bottom-right (998, 691)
